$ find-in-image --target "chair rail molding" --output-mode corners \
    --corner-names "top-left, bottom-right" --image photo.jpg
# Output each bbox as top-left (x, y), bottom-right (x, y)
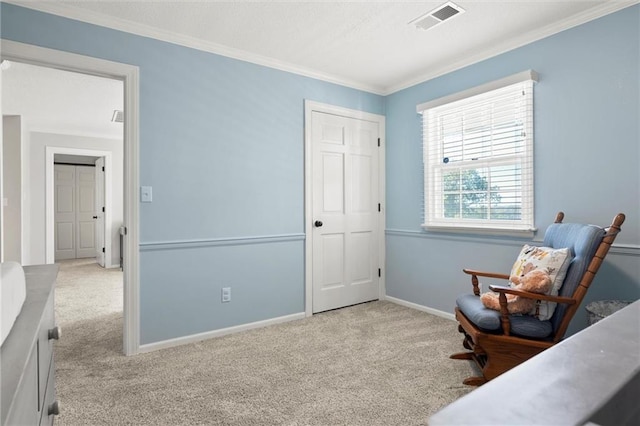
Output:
top-left (139, 233), bottom-right (305, 251)
top-left (385, 229), bottom-right (639, 256)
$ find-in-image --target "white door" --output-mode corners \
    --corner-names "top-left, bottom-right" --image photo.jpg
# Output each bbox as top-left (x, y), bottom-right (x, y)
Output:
top-left (76, 166), bottom-right (97, 258)
top-left (54, 164), bottom-right (97, 261)
top-left (311, 110), bottom-right (380, 313)
top-left (54, 165), bottom-right (76, 260)
top-left (95, 157), bottom-right (105, 267)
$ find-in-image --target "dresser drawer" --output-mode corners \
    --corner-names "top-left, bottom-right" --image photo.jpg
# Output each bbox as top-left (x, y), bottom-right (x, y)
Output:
top-left (5, 348), bottom-right (39, 425)
top-left (39, 358), bottom-right (58, 426)
top-left (37, 289), bottom-right (57, 411)
top-left (1, 265), bottom-right (59, 426)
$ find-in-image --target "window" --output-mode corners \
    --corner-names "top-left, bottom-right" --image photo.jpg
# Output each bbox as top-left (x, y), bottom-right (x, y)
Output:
top-left (417, 70), bottom-right (537, 235)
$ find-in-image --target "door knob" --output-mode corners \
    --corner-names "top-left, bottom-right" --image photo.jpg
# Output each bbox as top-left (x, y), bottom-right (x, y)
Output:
top-left (314, 220), bottom-right (323, 227)
top-left (48, 326), bottom-right (61, 340)
top-left (48, 401), bottom-right (60, 416)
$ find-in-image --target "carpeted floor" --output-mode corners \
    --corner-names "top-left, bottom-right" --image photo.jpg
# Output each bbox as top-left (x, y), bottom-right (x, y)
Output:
top-left (54, 259), bottom-right (474, 425)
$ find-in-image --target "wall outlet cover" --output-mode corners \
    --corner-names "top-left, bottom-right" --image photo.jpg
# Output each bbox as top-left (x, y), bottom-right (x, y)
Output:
top-left (140, 186), bottom-right (152, 203)
top-left (222, 287), bottom-right (231, 303)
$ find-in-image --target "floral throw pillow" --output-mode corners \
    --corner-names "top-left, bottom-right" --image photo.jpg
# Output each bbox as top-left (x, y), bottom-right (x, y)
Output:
top-left (509, 245), bottom-right (573, 320)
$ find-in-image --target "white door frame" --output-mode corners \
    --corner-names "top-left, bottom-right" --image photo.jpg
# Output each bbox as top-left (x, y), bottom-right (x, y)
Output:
top-left (46, 148), bottom-right (111, 265)
top-left (1, 39), bottom-right (141, 356)
top-left (304, 100), bottom-right (386, 317)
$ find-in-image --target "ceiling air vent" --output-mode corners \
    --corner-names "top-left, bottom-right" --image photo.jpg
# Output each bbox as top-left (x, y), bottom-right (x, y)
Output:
top-left (410, 2), bottom-right (465, 31)
top-left (111, 110), bottom-right (124, 123)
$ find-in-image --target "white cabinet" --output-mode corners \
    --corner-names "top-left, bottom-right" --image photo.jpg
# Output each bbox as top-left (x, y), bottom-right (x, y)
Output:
top-left (1, 265), bottom-right (60, 425)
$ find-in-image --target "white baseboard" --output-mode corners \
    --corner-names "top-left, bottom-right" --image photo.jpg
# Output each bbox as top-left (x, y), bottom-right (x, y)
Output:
top-left (139, 298), bottom-right (454, 354)
top-left (384, 295), bottom-right (456, 321)
top-left (138, 312), bottom-right (306, 354)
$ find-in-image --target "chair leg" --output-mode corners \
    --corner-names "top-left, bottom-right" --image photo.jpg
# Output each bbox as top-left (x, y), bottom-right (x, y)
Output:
top-left (463, 335), bottom-right (473, 350)
top-left (450, 352), bottom-right (473, 360)
top-left (452, 351), bottom-right (488, 386)
top-left (452, 322), bottom-right (491, 385)
top-left (462, 376), bottom-right (487, 386)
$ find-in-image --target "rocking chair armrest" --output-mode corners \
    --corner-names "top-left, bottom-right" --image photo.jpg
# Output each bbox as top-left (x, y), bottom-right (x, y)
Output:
top-left (490, 285), bottom-right (576, 336)
top-left (462, 269), bottom-right (510, 280)
top-left (463, 269), bottom-right (510, 296)
top-left (487, 285), bottom-right (577, 305)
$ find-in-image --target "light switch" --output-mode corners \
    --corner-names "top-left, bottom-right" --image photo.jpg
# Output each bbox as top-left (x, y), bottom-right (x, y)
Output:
top-left (140, 186), bottom-right (153, 203)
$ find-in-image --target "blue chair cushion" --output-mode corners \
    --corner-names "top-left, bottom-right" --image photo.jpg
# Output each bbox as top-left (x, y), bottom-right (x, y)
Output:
top-left (510, 315), bottom-right (553, 339)
top-left (457, 294), bottom-right (500, 330)
top-left (456, 294), bottom-right (553, 339)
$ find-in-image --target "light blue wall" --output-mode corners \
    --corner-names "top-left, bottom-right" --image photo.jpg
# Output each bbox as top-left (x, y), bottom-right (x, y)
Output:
top-left (139, 238), bottom-right (304, 343)
top-left (1, 3), bottom-right (384, 344)
top-left (385, 5), bottom-right (640, 335)
top-left (2, 3), bottom-right (638, 343)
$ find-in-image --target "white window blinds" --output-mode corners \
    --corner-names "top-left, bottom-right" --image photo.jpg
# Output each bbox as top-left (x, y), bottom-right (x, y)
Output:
top-left (419, 71), bottom-right (537, 234)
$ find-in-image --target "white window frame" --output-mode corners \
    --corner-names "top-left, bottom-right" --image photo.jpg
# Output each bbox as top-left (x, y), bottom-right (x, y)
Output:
top-left (417, 70), bottom-right (538, 237)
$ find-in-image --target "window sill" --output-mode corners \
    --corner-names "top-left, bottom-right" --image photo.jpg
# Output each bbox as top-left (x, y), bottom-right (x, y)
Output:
top-left (421, 224), bottom-right (537, 239)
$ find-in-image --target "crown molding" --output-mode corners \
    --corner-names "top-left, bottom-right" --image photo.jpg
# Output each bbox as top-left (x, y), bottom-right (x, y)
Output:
top-left (3, 0), bottom-right (386, 95)
top-left (5, 0), bottom-right (638, 97)
top-left (383, 0), bottom-right (639, 95)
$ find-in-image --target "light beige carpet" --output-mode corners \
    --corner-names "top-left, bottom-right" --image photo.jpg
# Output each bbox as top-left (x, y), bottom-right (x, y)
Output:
top-left (54, 259), bottom-right (474, 425)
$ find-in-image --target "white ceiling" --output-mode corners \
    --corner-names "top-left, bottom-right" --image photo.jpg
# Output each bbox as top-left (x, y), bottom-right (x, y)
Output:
top-left (2, 61), bottom-right (124, 139)
top-left (7, 0), bottom-right (637, 94)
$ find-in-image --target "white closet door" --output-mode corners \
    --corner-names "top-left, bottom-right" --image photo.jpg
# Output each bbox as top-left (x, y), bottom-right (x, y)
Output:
top-left (76, 166), bottom-right (97, 258)
top-left (54, 165), bottom-right (76, 260)
top-left (54, 164), bottom-right (98, 261)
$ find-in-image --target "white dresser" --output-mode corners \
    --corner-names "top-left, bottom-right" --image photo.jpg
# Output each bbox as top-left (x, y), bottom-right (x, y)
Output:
top-left (1, 264), bottom-right (60, 425)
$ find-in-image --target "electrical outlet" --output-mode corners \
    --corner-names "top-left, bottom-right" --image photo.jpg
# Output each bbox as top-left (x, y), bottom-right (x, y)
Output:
top-left (221, 287), bottom-right (231, 303)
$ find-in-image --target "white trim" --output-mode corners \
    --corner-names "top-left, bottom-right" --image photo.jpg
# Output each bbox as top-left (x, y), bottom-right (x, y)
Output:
top-left (6, 0), bottom-right (636, 96)
top-left (304, 100), bottom-right (386, 317)
top-left (383, 295), bottom-right (456, 321)
top-left (3, 0), bottom-right (383, 95)
top-left (0, 88), bottom-right (3, 262)
top-left (1, 39), bottom-right (141, 356)
top-left (138, 312), bottom-right (306, 354)
top-left (386, 228), bottom-right (530, 247)
top-left (386, 229), bottom-right (640, 256)
top-left (139, 233), bottom-right (305, 251)
top-left (416, 70), bottom-right (538, 113)
top-left (378, 117), bottom-right (387, 303)
top-left (386, 1), bottom-right (639, 95)
top-left (20, 119), bottom-right (28, 264)
top-left (45, 147), bottom-right (113, 267)
top-left (421, 225), bottom-right (536, 239)
top-left (607, 244), bottom-right (640, 256)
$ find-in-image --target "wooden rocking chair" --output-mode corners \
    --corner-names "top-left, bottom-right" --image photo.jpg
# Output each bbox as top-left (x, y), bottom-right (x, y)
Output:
top-left (451, 212), bottom-right (625, 386)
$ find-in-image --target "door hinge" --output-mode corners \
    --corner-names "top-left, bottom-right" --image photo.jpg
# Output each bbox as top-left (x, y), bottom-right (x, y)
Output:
top-left (377, 137), bottom-right (381, 147)
top-left (378, 268), bottom-right (381, 277)
top-left (102, 247), bottom-right (105, 253)
top-left (102, 166), bottom-right (105, 172)
top-left (378, 203), bottom-right (381, 212)
top-left (102, 206), bottom-right (105, 212)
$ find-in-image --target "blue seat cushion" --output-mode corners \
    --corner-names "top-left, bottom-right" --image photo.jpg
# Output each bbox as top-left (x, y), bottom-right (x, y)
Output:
top-left (456, 294), bottom-right (553, 339)
top-left (457, 294), bottom-right (501, 330)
